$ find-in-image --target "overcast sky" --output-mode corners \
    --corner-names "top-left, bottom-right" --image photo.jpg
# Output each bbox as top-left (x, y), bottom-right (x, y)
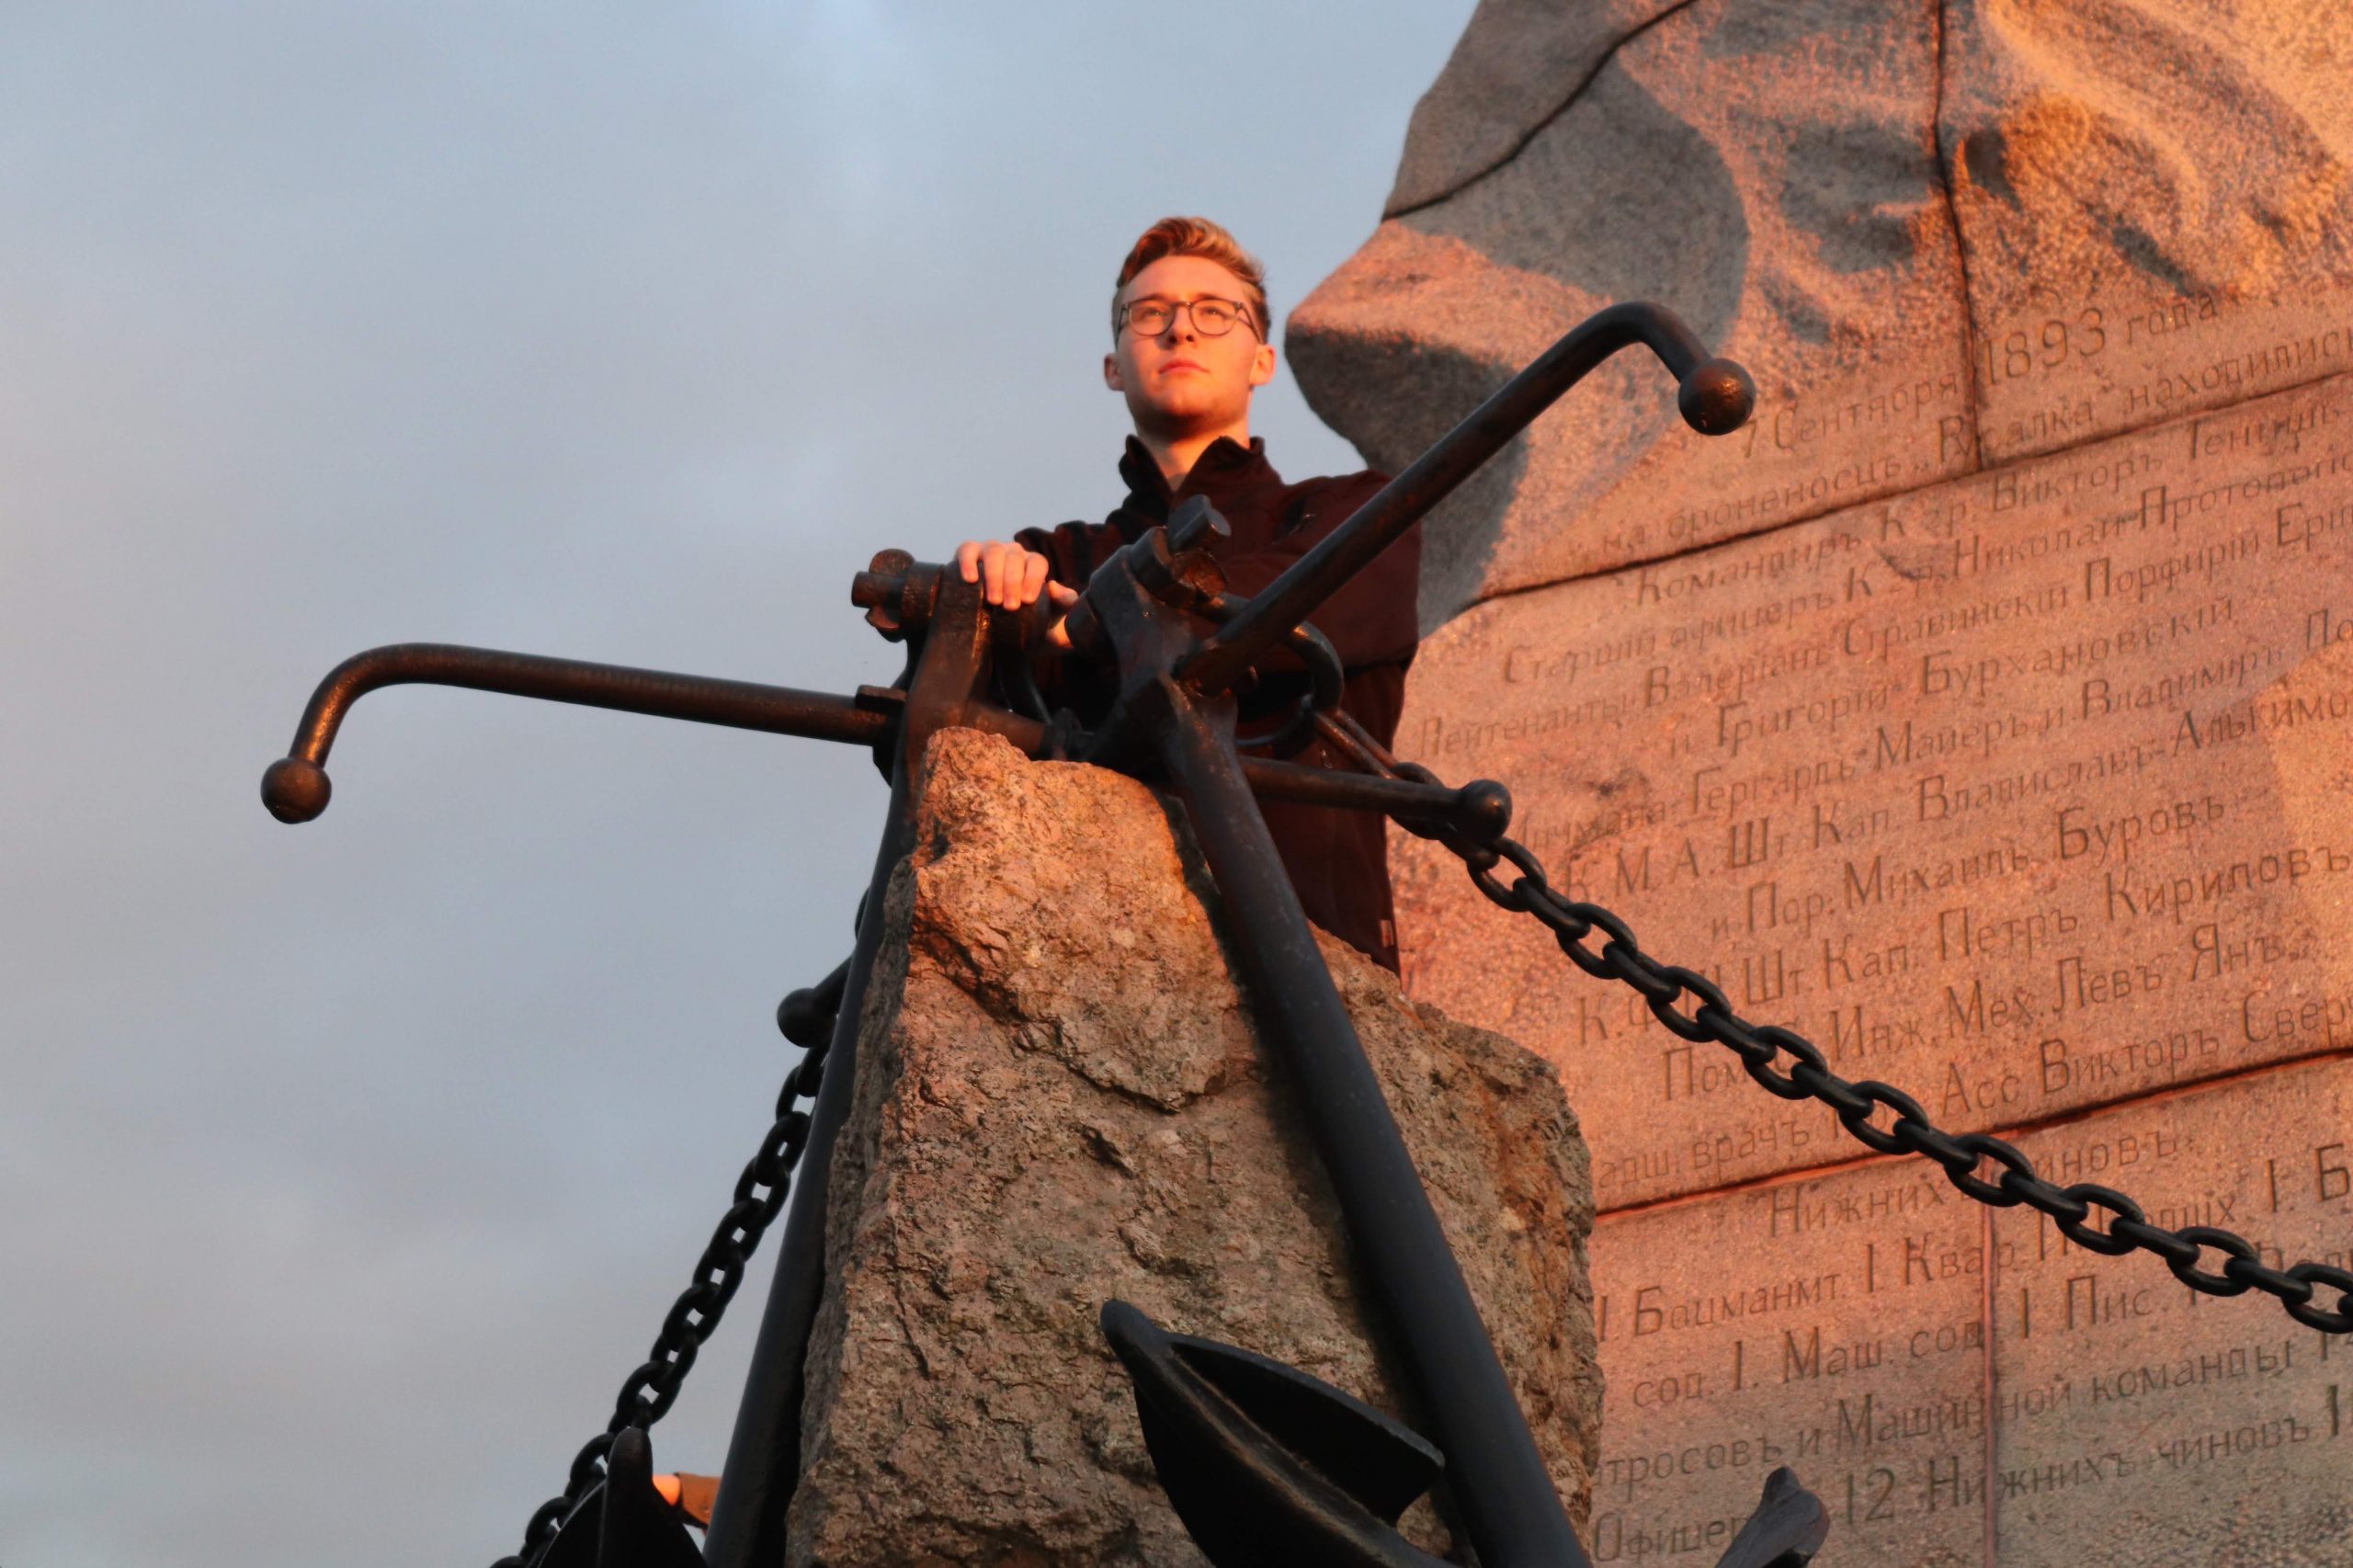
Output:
top-left (0, 4), bottom-right (1475, 1564)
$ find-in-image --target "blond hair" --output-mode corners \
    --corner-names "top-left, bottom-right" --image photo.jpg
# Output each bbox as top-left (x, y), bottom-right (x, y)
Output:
top-left (1112, 216), bottom-right (1268, 341)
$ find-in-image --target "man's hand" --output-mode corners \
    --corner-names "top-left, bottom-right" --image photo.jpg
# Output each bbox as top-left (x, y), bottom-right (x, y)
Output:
top-left (954, 540), bottom-right (1077, 648)
top-left (654, 1473), bottom-right (719, 1528)
top-left (954, 540), bottom-right (1051, 608)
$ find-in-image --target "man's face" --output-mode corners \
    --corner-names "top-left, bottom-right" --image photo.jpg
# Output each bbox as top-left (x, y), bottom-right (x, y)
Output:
top-left (1104, 255), bottom-right (1277, 435)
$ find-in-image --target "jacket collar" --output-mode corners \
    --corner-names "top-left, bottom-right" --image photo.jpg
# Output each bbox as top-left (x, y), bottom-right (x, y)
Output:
top-left (1117, 435), bottom-right (1279, 527)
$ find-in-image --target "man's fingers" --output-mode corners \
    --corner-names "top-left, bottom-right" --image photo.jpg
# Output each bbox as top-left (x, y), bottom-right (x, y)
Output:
top-left (953, 540), bottom-right (1053, 608)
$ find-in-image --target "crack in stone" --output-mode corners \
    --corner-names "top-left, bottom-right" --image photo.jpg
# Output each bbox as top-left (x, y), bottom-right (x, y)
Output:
top-left (1387, 0), bottom-right (1712, 221)
top-left (1927, 0), bottom-right (1987, 471)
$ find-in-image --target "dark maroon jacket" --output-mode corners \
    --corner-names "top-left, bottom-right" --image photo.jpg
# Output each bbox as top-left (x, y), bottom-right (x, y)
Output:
top-left (1017, 436), bottom-right (1419, 971)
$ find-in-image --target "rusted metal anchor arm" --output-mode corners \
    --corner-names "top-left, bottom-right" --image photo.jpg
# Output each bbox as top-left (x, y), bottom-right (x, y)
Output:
top-left (257, 642), bottom-right (897, 823)
top-left (256, 635), bottom-right (1507, 845)
top-left (1182, 300), bottom-right (1755, 698)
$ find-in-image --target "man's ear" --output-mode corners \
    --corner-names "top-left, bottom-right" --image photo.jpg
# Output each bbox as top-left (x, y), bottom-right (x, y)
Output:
top-left (1248, 340), bottom-right (1277, 388)
top-left (1104, 352), bottom-right (1128, 392)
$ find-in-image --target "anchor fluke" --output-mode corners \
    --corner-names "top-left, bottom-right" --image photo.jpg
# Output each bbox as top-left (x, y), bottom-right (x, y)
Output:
top-left (1100, 1300), bottom-right (1450, 1568)
top-left (1712, 1466), bottom-right (1830, 1568)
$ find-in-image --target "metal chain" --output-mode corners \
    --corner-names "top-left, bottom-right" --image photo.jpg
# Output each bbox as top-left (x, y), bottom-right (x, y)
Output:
top-left (490, 1032), bottom-right (833, 1568)
top-left (1446, 824), bottom-right (2353, 1333)
top-left (1316, 713), bottom-right (2353, 1336)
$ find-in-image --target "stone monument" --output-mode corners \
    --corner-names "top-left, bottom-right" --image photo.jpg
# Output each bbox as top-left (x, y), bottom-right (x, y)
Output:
top-left (1292, 2), bottom-right (2353, 1562)
top-left (788, 729), bottom-right (1602, 1565)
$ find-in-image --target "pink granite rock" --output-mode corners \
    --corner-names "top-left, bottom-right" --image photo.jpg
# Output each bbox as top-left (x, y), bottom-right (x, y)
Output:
top-left (1313, 7), bottom-right (2353, 1563)
top-left (1296, 0), bottom-right (2353, 614)
top-left (1942, 0), bottom-right (2353, 460)
top-left (1384, 0), bottom-right (1694, 218)
top-left (1297, 0), bottom-right (1975, 618)
top-left (1587, 1057), bottom-right (2353, 1568)
top-left (1390, 371), bottom-right (2353, 1210)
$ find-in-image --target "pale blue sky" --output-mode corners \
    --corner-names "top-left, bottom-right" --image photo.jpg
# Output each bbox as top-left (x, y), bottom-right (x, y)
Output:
top-left (0, 4), bottom-right (1475, 1563)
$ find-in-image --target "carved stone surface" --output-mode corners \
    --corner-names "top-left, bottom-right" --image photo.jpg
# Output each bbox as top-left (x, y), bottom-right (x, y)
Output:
top-left (1314, 4), bottom-right (2353, 1562)
top-left (1590, 1057), bottom-right (2353, 1567)
top-left (1589, 1154), bottom-right (1986, 1566)
top-left (1300, 0), bottom-right (1973, 623)
top-left (1394, 369), bottom-right (2353, 1211)
top-left (788, 729), bottom-right (1598, 1565)
top-left (1942, 0), bottom-right (2353, 464)
top-left (1985, 1060), bottom-right (2353, 1565)
top-left (1296, 0), bottom-right (2353, 619)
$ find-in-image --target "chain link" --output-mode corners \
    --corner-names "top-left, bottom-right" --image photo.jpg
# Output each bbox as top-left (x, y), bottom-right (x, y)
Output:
top-left (1424, 822), bottom-right (2353, 1335)
top-left (489, 1033), bottom-right (834, 1567)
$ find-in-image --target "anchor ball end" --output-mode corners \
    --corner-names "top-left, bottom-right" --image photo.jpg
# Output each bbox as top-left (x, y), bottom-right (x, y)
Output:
top-left (1678, 357), bottom-right (1756, 436)
top-left (778, 985), bottom-right (834, 1046)
top-left (1455, 779), bottom-right (1513, 846)
top-left (261, 757), bottom-right (331, 823)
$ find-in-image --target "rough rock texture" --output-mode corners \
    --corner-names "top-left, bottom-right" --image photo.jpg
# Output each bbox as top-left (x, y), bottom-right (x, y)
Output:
top-left (787, 728), bottom-right (1598, 1566)
top-left (1297, 0), bottom-right (2353, 619)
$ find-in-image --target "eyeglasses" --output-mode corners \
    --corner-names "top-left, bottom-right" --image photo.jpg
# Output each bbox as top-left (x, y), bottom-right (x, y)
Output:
top-left (1119, 296), bottom-right (1257, 339)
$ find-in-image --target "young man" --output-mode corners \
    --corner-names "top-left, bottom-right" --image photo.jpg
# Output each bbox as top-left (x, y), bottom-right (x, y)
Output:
top-left (644, 221), bottom-right (1420, 1526)
top-left (955, 217), bottom-right (1420, 971)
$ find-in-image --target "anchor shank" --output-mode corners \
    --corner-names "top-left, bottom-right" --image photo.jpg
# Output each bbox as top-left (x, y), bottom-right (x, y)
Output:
top-left (1152, 678), bottom-right (1591, 1568)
